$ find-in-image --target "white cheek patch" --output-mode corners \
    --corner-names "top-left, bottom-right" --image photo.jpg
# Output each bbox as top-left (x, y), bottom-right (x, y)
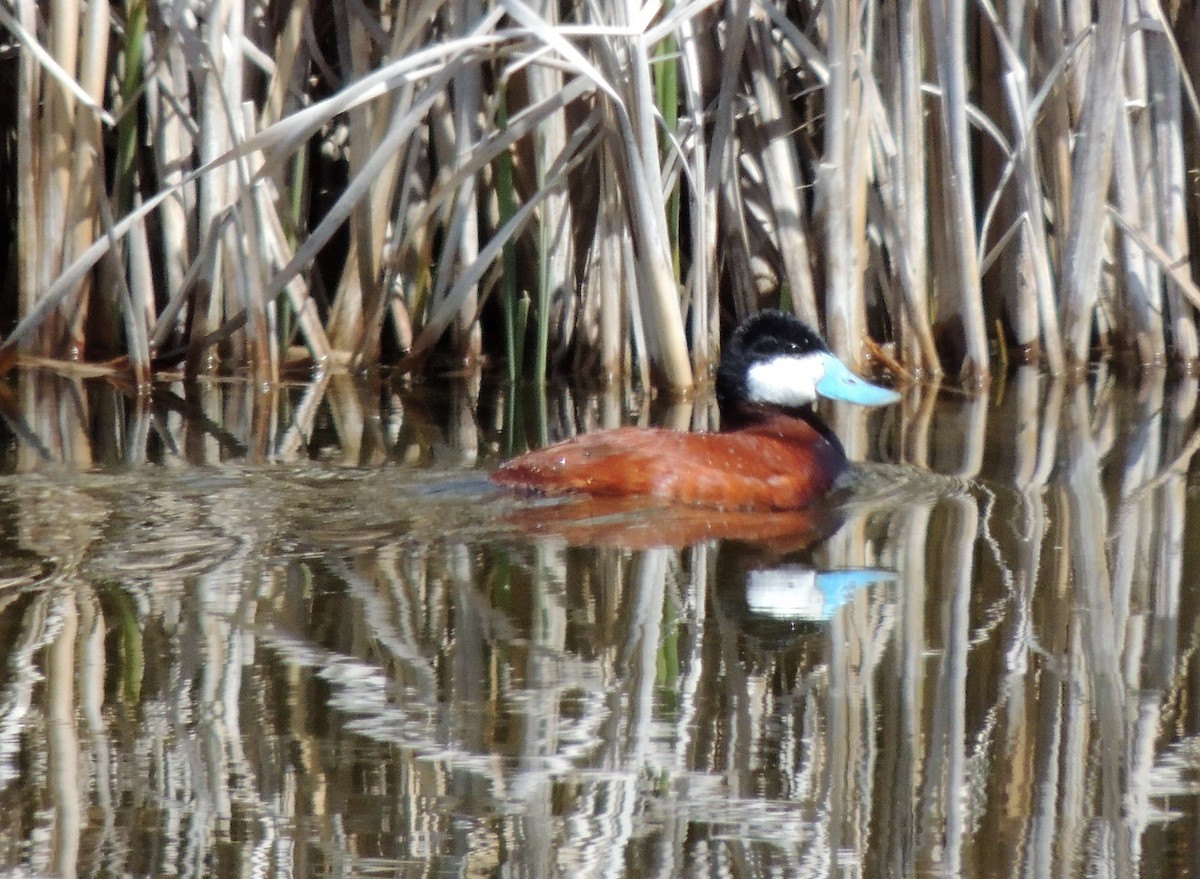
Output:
top-left (745, 354), bottom-right (825, 407)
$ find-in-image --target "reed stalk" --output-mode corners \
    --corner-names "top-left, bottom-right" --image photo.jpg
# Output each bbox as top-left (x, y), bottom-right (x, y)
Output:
top-left (529, 0), bottom-right (576, 379)
top-left (677, 9), bottom-right (714, 374)
top-left (928, 0), bottom-right (990, 380)
top-left (1061, 0), bottom-right (1126, 364)
top-left (821, 0), bottom-right (868, 365)
top-left (115, 0), bottom-right (145, 217)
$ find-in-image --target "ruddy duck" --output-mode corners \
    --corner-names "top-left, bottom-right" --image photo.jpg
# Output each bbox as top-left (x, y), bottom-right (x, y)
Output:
top-left (492, 310), bottom-right (900, 511)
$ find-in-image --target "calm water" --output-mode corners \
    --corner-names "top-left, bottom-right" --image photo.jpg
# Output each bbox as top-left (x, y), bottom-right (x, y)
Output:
top-left (0, 366), bottom-right (1198, 878)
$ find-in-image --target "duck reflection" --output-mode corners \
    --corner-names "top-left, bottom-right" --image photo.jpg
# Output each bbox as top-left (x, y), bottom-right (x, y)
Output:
top-left (496, 494), bottom-right (844, 550)
top-left (715, 540), bottom-right (896, 649)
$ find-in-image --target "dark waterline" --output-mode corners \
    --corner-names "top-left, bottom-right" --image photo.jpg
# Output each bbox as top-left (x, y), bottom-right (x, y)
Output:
top-left (0, 366), bottom-right (1196, 878)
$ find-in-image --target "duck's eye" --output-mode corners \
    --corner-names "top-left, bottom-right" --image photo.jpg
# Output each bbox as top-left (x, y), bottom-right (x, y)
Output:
top-left (752, 338), bottom-right (804, 357)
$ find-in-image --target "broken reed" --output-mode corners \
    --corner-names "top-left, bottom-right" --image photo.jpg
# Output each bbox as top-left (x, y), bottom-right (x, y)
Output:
top-left (4, 0), bottom-right (1200, 389)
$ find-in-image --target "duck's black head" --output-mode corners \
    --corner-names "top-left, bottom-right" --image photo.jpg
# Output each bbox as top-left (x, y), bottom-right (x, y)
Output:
top-left (715, 310), bottom-right (900, 426)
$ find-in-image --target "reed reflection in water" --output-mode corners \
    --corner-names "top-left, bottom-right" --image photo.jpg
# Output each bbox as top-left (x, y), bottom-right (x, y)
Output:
top-left (0, 367), bottom-right (1196, 877)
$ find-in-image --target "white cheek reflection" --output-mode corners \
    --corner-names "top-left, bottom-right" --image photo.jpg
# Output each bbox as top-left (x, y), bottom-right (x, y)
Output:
top-left (745, 568), bottom-right (826, 621)
top-left (745, 567), bottom-right (897, 622)
top-left (745, 354), bottom-right (824, 407)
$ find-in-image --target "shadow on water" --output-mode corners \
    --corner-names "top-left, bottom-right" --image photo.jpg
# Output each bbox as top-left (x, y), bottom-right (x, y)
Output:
top-left (0, 366), bottom-right (1198, 877)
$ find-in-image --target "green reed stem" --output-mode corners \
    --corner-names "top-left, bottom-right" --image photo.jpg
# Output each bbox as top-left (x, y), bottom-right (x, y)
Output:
top-left (503, 379), bottom-right (518, 457)
top-left (116, 0), bottom-right (147, 215)
top-left (492, 552), bottom-right (514, 612)
top-left (278, 149), bottom-right (310, 348)
top-left (658, 585), bottom-right (680, 709)
top-left (533, 376), bottom-right (548, 449)
top-left (289, 147), bottom-right (307, 237)
top-left (495, 88), bottom-right (523, 385)
top-left (111, 587), bottom-right (144, 703)
top-left (655, 20), bottom-right (681, 275)
top-left (534, 149), bottom-right (550, 386)
top-left (502, 335), bottom-right (529, 457)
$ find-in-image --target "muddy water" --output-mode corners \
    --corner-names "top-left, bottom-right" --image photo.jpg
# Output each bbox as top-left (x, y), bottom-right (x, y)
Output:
top-left (0, 366), bottom-right (1196, 878)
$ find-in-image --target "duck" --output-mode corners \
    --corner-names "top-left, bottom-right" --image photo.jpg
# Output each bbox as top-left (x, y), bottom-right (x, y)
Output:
top-left (491, 310), bottom-right (900, 511)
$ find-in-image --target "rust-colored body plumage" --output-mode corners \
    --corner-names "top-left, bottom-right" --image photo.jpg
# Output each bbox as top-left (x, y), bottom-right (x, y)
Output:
top-left (492, 412), bottom-right (845, 511)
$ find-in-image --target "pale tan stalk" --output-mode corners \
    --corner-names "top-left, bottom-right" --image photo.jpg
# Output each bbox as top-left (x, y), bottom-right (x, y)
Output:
top-left (120, 196), bottom-right (153, 384)
top-left (15, 0), bottom-right (40, 328)
top-left (1117, 6), bottom-right (1166, 362)
top-left (850, 12), bottom-right (875, 353)
top-left (8, 16), bottom-right (500, 364)
top-left (821, 0), bottom-right (867, 364)
top-left (1061, 0), bottom-right (1127, 364)
top-left (527, 0), bottom-right (576, 366)
top-left (621, 231), bottom-right (653, 392)
top-left (327, 254), bottom-right (363, 357)
top-left (928, 0), bottom-right (989, 379)
top-left (447, 0), bottom-right (484, 363)
top-left (1032, 0), bottom-right (1074, 270)
top-left (396, 76), bottom-right (592, 259)
top-left (1112, 83), bottom-right (1164, 361)
top-left (746, 16), bottom-right (817, 328)
top-left (238, 104), bottom-right (277, 384)
top-left (62, 0), bottom-right (109, 353)
top-left (260, 0), bottom-right (310, 128)
top-left (151, 47), bottom-right (196, 338)
top-left (1064, 0), bottom-right (1092, 113)
top-left (381, 147), bottom-right (429, 358)
top-left (194, 0), bottom-right (238, 370)
top-left (327, 2), bottom-right (381, 355)
top-left (677, 11), bottom-right (715, 374)
top-left (893, 0), bottom-right (940, 373)
top-left (597, 172), bottom-right (625, 382)
top-left (9, 171), bottom-right (202, 364)
top-left (1146, 22), bottom-right (1197, 361)
top-left (38, 0), bottom-right (81, 351)
top-left (219, 0), bottom-right (251, 371)
top-left (616, 0), bottom-right (692, 389)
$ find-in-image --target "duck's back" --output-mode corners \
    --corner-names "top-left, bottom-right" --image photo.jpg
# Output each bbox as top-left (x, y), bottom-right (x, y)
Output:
top-left (491, 414), bottom-right (845, 511)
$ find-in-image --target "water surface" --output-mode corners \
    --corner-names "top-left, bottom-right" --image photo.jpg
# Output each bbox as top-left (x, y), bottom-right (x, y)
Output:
top-left (0, 367), bottom-right (1197, 878)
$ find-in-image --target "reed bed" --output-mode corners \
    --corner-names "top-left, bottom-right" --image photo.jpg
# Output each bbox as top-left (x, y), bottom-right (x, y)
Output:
top-left (3, 0), bottom-right (1200, 387)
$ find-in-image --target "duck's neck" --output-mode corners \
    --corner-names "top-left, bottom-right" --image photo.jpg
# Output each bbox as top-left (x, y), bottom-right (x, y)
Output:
top-left (719, 400), bottom-right (799, 428)
top-left (720, 401), bottom-right (842, 448)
